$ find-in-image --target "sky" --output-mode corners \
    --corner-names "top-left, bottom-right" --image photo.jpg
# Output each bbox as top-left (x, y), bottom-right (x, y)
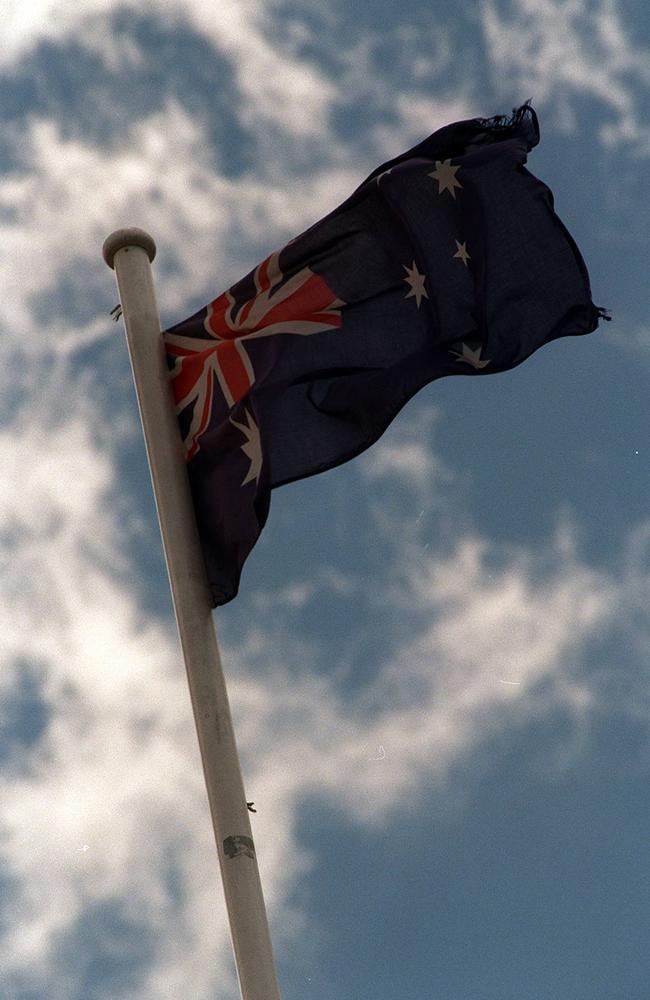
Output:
top-left (0, 1), bottom-right (649, 998)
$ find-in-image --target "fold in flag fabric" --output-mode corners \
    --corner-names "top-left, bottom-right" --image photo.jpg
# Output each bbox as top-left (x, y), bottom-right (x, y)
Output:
top-left (163, 103), bottom-right (609, 607)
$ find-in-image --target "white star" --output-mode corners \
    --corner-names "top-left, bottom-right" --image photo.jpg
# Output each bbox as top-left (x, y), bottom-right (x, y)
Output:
top-left (229, 409), bottom-right (262, 486)
top-left (403, 261), bottom-right (428, 308)
top-left (453, 240), bottom-right (471, 266)
top-left (429, 159), bottom-right (463, 198)
top-left (449, 343), bottom-right (491, 369)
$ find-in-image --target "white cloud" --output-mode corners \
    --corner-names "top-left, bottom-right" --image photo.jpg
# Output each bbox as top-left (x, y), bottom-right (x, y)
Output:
top-left (0, 405), bottom-right (238, 996)
top-left (327, 23), bottom-right (476, 157)
top-left (364, 439), bottom-right (435, 485)
top-left (1, 366), bottom-right (646, 996)
top-left (1, 391), bottom-right (635, 972)
top-left (227, 519), bottom-right (622, 840)
top-left (602, 317), bottom-right (650, 357)
top-left (0, 384), bottom-right (321, 997)
top-left (0, 100), bottom-right (363, 366)
top-left (361, 404), bottom-right (449, 492)
top-left (1, 3), bottom-right (648, 993)
top-left (480, 0), bottom-right (650, 151)
top-left (0, 0), bottom-right (338, 139)
top-left (369, 91), bottom-right (477, 158)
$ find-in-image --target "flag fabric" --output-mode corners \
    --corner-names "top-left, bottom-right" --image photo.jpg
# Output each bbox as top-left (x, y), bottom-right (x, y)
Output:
top-left (162, 103), bottom-right (609, 607)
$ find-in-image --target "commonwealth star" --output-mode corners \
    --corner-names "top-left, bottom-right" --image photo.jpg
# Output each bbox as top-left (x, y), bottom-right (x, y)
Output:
top-left (453, 240), bottom-right (471, 267)
top-left (230, 409), bottom-right (263, 486)
top-left (403, 261), bottom-right (428, 308)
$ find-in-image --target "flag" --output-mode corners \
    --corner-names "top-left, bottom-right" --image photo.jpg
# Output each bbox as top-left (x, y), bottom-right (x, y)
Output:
top-left (162, 103), bottom-right (609, 607)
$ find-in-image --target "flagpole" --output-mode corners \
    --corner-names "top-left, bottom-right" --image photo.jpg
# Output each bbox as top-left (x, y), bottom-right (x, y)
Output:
top-left (103, 228), bottom-right (281, 1000)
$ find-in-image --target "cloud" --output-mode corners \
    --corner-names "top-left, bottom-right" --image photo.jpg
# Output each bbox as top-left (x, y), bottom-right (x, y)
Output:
top-left (0, 382), bottom-right (643, 996)
top-left (1, 359), bottom-right (640, 997)
top-left (228, 518), bottom-right (623, 842)
top-left (361, 403), bottom-right (451, 492)
top-left (602, 317), bottom-right (650, 357)
top-left (1, 2), bottom-right (648, 994)
top-left (0, 99), bottom-right (365, 368)
top-left (1, 0), bottom-right (338, 139)
top-left (0, 402), bottom-right (229, 996)
top-left (480, 0), bottom-right (650, 151)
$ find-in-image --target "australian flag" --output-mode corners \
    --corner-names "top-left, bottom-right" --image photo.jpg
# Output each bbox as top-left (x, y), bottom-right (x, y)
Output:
top-left (163, 103), bottom-right (609, 607)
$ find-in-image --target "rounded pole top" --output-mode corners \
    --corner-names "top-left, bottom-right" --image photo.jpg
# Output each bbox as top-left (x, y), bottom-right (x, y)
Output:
top-left (103, 227), bottom-right (157, 269)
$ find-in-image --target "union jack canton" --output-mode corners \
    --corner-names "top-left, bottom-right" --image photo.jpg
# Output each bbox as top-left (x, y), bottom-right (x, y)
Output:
top-left (163, 103), bottom-right (609, 606)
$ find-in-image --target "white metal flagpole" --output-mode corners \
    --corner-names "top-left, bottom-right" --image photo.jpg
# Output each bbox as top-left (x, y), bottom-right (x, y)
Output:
top-left (103, 228), bottom-right (281, 1000)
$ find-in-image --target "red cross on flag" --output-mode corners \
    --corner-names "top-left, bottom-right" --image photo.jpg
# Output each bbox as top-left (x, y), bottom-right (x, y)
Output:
top-left (165, 250), bottom-right (344, 460)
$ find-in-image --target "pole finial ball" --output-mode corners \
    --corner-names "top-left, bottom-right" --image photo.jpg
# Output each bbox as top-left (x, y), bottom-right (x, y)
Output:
top-left (103, 228), bottom-right (157, 269)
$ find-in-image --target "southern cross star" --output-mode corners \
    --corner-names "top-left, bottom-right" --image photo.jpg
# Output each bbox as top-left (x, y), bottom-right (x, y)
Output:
top-left (230, 409), bottom-right (262, 486)
top-left (453, 240), bottom-right (471, 266)
top-left (429, 159), bottom-right (463, 198)
top-left (403, 261), bottom-right (428, 308)
top-left (449, 343), bottom-right (491, 369)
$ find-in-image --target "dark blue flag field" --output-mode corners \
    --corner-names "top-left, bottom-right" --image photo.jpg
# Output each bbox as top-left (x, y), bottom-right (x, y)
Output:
top-left (163, 103), bottom-right (609, 607)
